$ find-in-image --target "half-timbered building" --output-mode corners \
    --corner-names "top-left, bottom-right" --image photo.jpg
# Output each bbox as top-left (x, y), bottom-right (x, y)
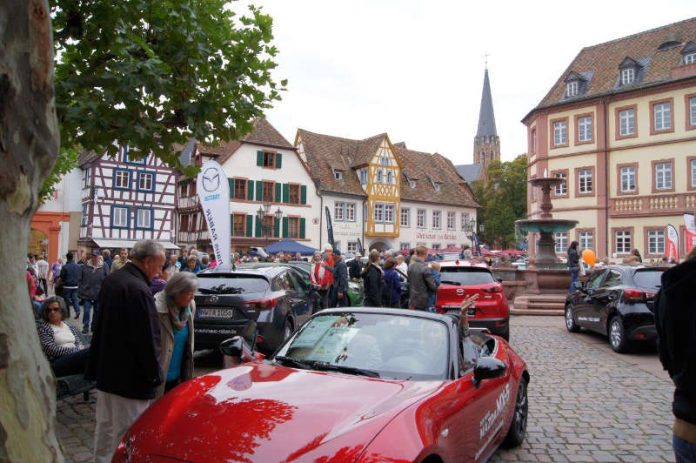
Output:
top-left (78, 146), bottom-right (179, 253)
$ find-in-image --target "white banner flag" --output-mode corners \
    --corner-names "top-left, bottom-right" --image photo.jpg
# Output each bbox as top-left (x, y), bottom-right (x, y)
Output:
top-left (197, 161), bottom-right (231, 268)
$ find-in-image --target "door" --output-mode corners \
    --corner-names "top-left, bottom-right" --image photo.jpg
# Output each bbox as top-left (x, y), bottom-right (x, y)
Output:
top-left (286, 269), bottom-right (313, 323)
top-left (574, 269), bottom-right (606, 329)
top-left (592, 268), bottom-right (623, 334)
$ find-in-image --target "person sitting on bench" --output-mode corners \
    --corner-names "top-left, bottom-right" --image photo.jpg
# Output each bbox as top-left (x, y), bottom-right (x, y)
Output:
top-left (37, 296), bottom-right (89, 377)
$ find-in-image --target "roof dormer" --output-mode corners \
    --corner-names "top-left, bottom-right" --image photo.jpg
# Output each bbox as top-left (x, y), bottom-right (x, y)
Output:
top-left (681, 41), bottom-right (696, 65)
top-left (563, 71), bottom-right (587, 98)
top-left (618, 57), bottom-right (641, 86)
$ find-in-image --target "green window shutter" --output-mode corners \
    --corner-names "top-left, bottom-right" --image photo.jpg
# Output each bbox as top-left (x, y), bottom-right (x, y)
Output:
top-left (230, 215), bottom-right (235, 236)
top-left (247, 180), bottom-right (254, 200)
top-left (283, 183), bottom-right (290, 203)
top-left (228, 178), bottom-right (235, 198)
top-left (255, 216), bottom-right (262, 237)
top-left (301, 185), bottom-right (307, 204)
top-left (275, 153), bottom-right (282, 169)
top-left (256, 181), bottom-right (263, 201)
top-left (300, 218), bottom-right (306, 239)
top-left (246, 215), bottom-right (253, 237)
top-left (273, 217), bottom-right (280, 237)
top-left (274, 182), bottom-right (281, 203)
top-left (257, 151), bottom-right (264, 166)
top-left (282, 217), bottom-right (289, 238)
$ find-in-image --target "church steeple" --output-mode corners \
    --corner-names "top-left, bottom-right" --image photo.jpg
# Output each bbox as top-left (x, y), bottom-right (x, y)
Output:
top-left (474, 67), bottom-right (500, 166)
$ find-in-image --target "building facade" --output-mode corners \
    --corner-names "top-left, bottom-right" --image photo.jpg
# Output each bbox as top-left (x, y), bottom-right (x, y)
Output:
top-left (78, 146), bottom-right (179, 253)
top-left (523, 18), bottom-right (696, 260)
top-left (297, 129), bottom-right (479, 253)
top-left (176, 118), bottom-right (321, 253)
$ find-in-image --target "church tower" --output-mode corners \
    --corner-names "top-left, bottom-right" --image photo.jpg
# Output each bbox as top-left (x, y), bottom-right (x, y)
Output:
top-left (473, 68), bottom-right (500, 166)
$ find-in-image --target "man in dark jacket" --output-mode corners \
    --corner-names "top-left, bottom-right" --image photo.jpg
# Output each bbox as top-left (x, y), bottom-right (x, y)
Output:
top-left (79, 249), bottom-right (109, 334)
top-left (348, 252), bottom-right (363, 280)
top-left (86, 239), bottom-right (166, 463)
top-left (332, 250), bottom-right (349, 307)
top-left (654, 253), bottom-right (696, 462)
top-left (57, 252), bottom-right (82, 318)
top-left (362, 250), bottom-right (384, 307)
top-left (408, 245), bottom-right (438, 311)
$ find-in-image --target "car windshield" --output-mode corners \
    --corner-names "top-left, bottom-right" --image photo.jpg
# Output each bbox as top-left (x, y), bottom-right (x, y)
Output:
top-left (197, 274), bottom-right (270, 294)
top-left (632, 269), bottom-right (664, 291)
top-left (274, 312), bottom-right (449, 381)
top-left (439, 268), bottom-right (495, 285)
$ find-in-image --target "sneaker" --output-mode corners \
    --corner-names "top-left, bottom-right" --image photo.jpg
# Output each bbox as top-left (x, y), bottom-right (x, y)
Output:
top-left (74, 312), bottom-right (80, 319)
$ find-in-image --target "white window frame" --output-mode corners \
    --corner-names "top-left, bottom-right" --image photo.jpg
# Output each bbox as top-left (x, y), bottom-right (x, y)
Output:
top-left (554, 232), bottom-right (568, 254)
top-left (384, 204), bottom-right (395, 224)
top-left (691, 159), bottom-right (696, 188)
top-left (400, 242), bottom-right (410, 251)
top-left (553, 121), bottom-right (567, 146)
top-left (621, 67), bottom-right (635, 85)
top-left (685, 53), bottom-right (696, 65)
top-left (620, 166), bottom-right (636, 193)
top-left (347, 241), bottom-right (358, 254)
top-left (359, 170), bottom-right (368, 185)
top-left (578, 116), bottom-right (592, 142)
top-left (409, 179), bottom-right (416, 189)
top-left (654, 102), bottom-right (672, 131)
top-left (400, 207), bottom-right (410, 227)
top-left (138, 172), bottom-right (154, 191)
top-left (81, 203), bottom-right (89, 226)
top-left (386, 171), bottom-right (393, 184)
top-left (114, 170), bottom-right (130, 189)
top-left (655, 162), bottom-right (673, 190)
top-left (334, 202), bottom-right (345, 221)
top-left (447, 212), bottom-right (456, 230)
top-left (377, 170), bottom-right (383, 183)
top-left (135, 208), bottom-right (152, 229)
top-left (373, 203), bottom-right (384, 223)
top-left (554, 172), bottom-right (567, 195)
top-left (346, 203), bottom-right (355, 221)
top-left (579, 231), bottom-right (593, 251)
top-left (690, 97), bottom-right (696, 126)
top-left (432, 210), bottom-right (441, 229)
top-left (333, 170), bottom-right (344, 180)
top-left (615, 231), bottom-right (632, 254)
top-left (579, 169), bottom-right (593, 194)
top-left (619, 108), bottom-right (635, 136)
top-left (417, 209), bottom-right (426, 228)
top-left (648, 230), bottom-right (665, 255)
top-left (112, 206), bottom-right (129, 228)
top-left (461, 212), bottom-right (469, 231)
top-left (566, 81), bottom-right (578, 97)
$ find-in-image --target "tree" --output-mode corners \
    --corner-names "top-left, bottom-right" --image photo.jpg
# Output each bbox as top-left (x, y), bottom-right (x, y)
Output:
top-left (472, 155), bottom-right (528, 249)
top-left (0, 1), bottom-right (285, 459)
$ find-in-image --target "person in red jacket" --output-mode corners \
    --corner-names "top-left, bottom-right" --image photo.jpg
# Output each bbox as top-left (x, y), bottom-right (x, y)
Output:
top-left (310, 250), bottom-right (333, 310)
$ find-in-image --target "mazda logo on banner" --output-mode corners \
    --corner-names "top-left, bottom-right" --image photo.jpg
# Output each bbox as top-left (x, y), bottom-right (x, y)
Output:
top-left (197, 160), bottom-right (231, 268)
top-left (201, 167), bottom-right (220, 192)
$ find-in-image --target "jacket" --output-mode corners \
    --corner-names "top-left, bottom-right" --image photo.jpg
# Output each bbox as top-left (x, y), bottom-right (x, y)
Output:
top-left (37, 321), bottom-right (85, 361)
top-left (348, 259), bottom-right (362, 280)
top-left (408, 259), bottom-right (437, 310)
top-left (79, 262), bottom-right (109, 300)
top-left (567, 248), bottom-right (580, 269)
top-left (58, 261), bottom-right (82, 287)
top-left (362, 263), bottom-right (384, 307)
top-left (86, 262), bottom-right (163, 400)
top-left (382, 268), bottom-right (402, 307)
top-left (154, 291), bottom-right (195, 398)
top-left (333, 260), bottom-right (348, 294)
top-left (654, 258), bottom-right (696, 425)
top-left (310, 262), bottom-right (332, 289)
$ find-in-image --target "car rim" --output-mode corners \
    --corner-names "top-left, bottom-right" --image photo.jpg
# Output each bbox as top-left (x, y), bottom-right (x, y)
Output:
top-left (514, 381), bottom-right (528, 434)
top-left (610, 320), bottom-right (622, 348)
top-left (565, 307), bottom-right (573, 329)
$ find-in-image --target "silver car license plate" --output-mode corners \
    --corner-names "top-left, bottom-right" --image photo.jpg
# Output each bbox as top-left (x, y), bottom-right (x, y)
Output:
top-left (199, 308), bottom-right (235, 319)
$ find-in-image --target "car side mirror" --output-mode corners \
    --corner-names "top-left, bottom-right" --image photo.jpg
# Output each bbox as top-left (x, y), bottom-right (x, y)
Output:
top-left (220, 336), bottom-right (255, 368)
top-left (473, 357), bottom-right (506, 387)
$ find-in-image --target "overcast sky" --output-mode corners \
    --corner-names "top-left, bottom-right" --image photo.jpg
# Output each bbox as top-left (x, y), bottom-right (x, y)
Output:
top-left (256, 1), bottom-right (695, 164)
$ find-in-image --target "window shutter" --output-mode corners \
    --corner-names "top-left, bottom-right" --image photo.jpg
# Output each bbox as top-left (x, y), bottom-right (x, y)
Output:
top-left (282, 217), bottom-right (289, 238)
top-left (256, 181), bottom-right (263, 201)
top-left (246, 215), bottom-right (253, 237)
top-left (255, 216), bottom-right (262, 237)
top-left (230, 215), bottom-right (235, 236)
top-left (257, 151), bottom-right (264, 166)
top-left (301, 185), bottom-right (307, 204)
top-left (274, 182), bottom-right (281, 203)
top-left (275, 153), bottom-right (282, 169)
top-left (300, 218), bottom-right (306, 239)
top-left (273, 217), bottom-right (280, 237)
top-left (283, 183), bottom-right (290, 203)
top-left (228, 178), bottom-right (235, 198)
top-left (247, 180), bottom-right (254, 200)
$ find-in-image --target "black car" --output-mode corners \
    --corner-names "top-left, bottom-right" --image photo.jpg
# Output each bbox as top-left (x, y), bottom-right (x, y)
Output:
top-left (564, 265), bottom-right (666, 353)
top-left (194, 265), bottom-right (316, 354)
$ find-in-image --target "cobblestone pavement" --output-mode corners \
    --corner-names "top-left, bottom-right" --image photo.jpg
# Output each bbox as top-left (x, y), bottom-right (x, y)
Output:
top-left (56, 316), bottom-right (675, 462)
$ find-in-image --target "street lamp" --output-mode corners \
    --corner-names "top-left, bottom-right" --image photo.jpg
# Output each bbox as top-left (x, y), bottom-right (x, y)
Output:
top-left (256, 203), bottom-right (283, 246)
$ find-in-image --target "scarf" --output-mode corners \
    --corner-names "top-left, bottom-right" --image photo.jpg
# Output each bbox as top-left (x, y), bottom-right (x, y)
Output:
top-left (169, 305), bottom-right (191, 331)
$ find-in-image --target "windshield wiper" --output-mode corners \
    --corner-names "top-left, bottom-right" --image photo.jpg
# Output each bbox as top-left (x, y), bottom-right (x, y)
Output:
top-left (273, 355), bottom-right (313, 370)
top-left (309, 361), bottom-right (381, 378)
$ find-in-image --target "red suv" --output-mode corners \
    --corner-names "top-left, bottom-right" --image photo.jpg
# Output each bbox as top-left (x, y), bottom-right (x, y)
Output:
top-left (435, 260), bottom-right (510, 340)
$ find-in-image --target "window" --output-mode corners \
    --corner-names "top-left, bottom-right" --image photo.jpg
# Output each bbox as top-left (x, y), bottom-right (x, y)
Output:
top-left (347, 241), bottom-right (358, 254)
top-left (648, 230), bottom-right (665, 255)
top-left (346, 203), bottom-right (355, 221)
top-left (334, 202), bottom-right (344, 221)
top-left (621, 68), bottom-right (635, 85)
top-left (577, 116), bottom-right (593, 143)
top-left (261, 182), bottom-right (274, 202)
top-left (566, 81), bottom-right (578, 97)
top-left (232, 214), bottom-right (245, 236)
top-left (432, 243), bottom-right (441, 250)
top-left (262, 152), bottom-right (275, 168)
top-left (386, 171), bottom-right (393, 184)
top-left (359, 170), bottom-right (368, 185)
top-left (335, 202), bottom-right (355, 222)
top-left (579, 231), bottom-right (593, 250)
top-left (114, 170), bottom-right (131, 189)
top-left (83, 168), bottom-right (90, 188)
top-left (409, 179), bottom-right (416, 188)
top-left (553, 120), bottom-right (567, 146)
top-left (234, 179), bottom-right (247, 200)
top-left (578, 168), bottom-right (593, 194)
top-left (333, 169), bottom-right (344, 180)
top-left (554, 172), bottom-right (567, 196)
top-left (401, 207), bottom-right (410, 227)
top-left (653, 101), bottom-right (672, 131)
top-left (380, 155), bottom-right (389, 166)
top-left (434, 182), bottom-right (441, 192)
top-left (447, 212), bottom-right (456, 230)
top-left (554, 233), bottom-right (568, 254)
top-left (685, 53), bottom-right (696, 64)
top-left (615, 230), bottom-right (631, 254)
top-left (461, 212), bottom-right (469, 231)
top-left (112, 206), bottom-right (129, 228)
top-left (655, 162), bottom-right (673, 190)
top-left (138, 172), bottom-right (154, 191)
top-left (287, 217), bottom-right (299, 239)
top-left (81, 203), bottom-right (89, 226)
top-left (377, 170), bottom-right (383, 183)
top-left (136, 208), bottom-right (152, 229)
top-left (619, 108), bottom-right (636, 137)
top-left (620, 166), bottom-right (636, 193)
top-left (288, 184), bottom-right (300, 204)
top-left (384, 204), bottom-right (395, 223)
top-left (374, 204), bottom-right (384, 223)
top-left (432, 211), bottom-right (441, 229)
top-left (400, 242), bottom-right (410, 251)
top-left (689, 96), bottom-right (696, 127)
top-left (417, 209), bottom-right (426, 228)
top-left (691, 159), bottom-right (696, 188)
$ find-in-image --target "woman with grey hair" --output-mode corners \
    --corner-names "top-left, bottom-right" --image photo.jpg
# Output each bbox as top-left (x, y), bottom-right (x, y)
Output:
top-left (154, 271), bottom-right (198, 396)
top-left (37, 296), bottom-right (90, 376)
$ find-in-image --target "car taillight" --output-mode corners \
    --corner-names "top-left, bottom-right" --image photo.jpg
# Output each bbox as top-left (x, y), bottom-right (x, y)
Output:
top-left (241, 297), bottom-right (278, 310)
top-left (484, 285), bottom-right (503, 293)
top-left (623, 289), bottom-right (647, 303)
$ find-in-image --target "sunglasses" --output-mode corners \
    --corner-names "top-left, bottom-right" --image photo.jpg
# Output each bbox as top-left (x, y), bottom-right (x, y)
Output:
top-left (46, 307), bottom-right (61, 312)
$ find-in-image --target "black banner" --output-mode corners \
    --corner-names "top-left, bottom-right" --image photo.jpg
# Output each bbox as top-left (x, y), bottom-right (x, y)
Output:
top-left (325, 206), bottom-right (335, 248)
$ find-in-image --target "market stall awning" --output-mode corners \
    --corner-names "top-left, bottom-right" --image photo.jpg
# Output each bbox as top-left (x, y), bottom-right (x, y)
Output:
top-left (91, 239), bottom-right (181, 251)
top-left (265, 239), bottom-right (317, 256)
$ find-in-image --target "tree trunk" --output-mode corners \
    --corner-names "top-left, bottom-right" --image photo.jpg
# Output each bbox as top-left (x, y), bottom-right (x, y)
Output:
top-left (0, 1), bottom-right (62, 461)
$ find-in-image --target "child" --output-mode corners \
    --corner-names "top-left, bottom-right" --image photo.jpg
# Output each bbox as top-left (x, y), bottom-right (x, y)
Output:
top-left (427, 262), bottom-right (442, 312)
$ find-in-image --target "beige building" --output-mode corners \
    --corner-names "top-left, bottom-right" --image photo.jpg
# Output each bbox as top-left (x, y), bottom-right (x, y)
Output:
top-left (523, 18), bottom-right (696, 260)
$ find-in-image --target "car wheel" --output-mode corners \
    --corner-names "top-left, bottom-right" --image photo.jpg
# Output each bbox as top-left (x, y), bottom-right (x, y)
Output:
top-left (501, 376), bottom-right (528, 448)
top-left (609, 316), bottom-right (629, 353)
top-left (565, 304), bottom-right (580, 333)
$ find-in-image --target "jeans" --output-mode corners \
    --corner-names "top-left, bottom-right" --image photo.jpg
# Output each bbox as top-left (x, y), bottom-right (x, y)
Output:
top-left (83, 299), bottom-right (97, 333)
top-left (568, 268), bottom-right (579, 293)
top-left (63, 288), bottom-right (81, 317)
top-left (51, 349), bottom-right (89, 377)
top-left (673, 435), bottom-right (696, 463)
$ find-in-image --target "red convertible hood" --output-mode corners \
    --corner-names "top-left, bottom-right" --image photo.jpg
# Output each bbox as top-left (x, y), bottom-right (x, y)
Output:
top-left (127, 362), bottom-right (442, 462)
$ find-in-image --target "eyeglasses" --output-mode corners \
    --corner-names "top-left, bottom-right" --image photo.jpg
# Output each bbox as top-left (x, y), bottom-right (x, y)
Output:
top-left (46, 307), bottom-right (61, 313)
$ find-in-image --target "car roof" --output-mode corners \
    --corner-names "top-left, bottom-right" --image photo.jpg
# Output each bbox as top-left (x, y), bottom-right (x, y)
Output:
top-left (317, 306), bottom-right (459, 328)
top-left (437, 260), bottom-right (490, 270)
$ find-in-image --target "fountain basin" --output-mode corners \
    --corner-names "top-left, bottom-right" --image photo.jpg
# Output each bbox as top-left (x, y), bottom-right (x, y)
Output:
top-left (515, 219), bottom-right (578, 234)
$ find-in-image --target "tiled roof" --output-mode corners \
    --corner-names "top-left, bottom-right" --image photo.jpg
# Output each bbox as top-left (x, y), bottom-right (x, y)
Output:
top-left (455, 164), bottom-right (484, 182)
top-left (78, 150), bottom-right (100, 167)
top-left (240, 117), bottom-right (294, 149)
top-left (530, 17), bottom-right (696, 115)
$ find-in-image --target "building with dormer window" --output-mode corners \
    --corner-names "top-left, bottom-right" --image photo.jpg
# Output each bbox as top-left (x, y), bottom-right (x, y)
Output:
top-left (523, 17), bottom-right (696, 260)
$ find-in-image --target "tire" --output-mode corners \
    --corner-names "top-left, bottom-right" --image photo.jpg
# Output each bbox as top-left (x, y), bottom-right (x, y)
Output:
top-left (565, 304), bottom-right (580, 332)
top-left (609, 315), bottom-right (630, 353)
top-left (501, 377), bottom-right (528, 448)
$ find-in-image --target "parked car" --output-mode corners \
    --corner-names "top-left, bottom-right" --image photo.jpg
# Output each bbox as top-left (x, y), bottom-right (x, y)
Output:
top-left (434, 260), bottom-right (511, 340)
top-left (564, 264), bottom-right (666, 353)
top-left (115, 308), bottom-right (530, 462)
top-left (288, 260), bottom-right (365, 307)
top-left (193, 265), bottom-right (316, 354)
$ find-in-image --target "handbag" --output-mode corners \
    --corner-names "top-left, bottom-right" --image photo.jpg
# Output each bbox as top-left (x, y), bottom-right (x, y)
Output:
top-left (55, 282), bottom-right (64, 297)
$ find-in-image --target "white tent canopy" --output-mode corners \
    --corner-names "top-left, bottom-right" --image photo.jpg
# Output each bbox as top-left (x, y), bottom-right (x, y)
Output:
top-left (91, 239), bottom-right (181, 251)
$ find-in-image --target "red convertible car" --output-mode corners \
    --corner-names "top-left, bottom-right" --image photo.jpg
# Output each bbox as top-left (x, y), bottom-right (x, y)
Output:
top-left (114, 308), bottom-right (529, 463)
